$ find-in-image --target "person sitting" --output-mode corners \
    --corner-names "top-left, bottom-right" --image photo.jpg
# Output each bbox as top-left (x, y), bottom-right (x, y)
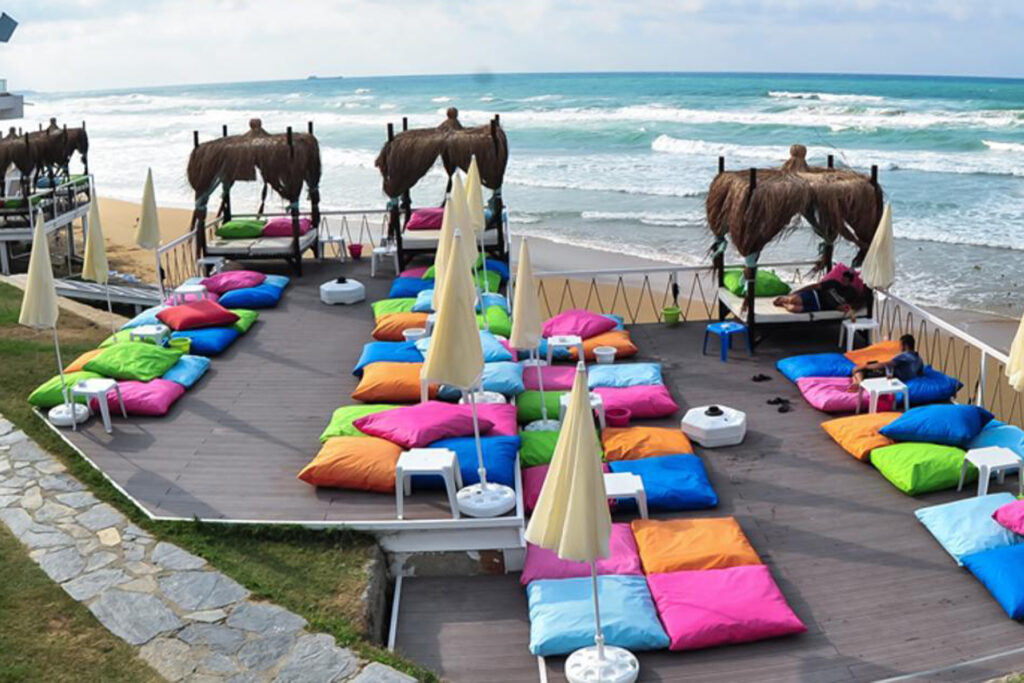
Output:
top-left (848, 334), bottom-right (925, 391)
top-left (773, 270), bottom-right (862, 315)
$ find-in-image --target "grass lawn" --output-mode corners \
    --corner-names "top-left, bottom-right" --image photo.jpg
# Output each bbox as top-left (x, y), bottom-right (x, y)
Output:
top-left (0, 282), bottom-right (434, 681)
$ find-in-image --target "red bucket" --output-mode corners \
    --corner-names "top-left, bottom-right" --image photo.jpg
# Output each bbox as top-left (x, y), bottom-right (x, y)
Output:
top-left (605, 407), bottom-right (631, 428)
top-left (348, 243), bottom-right (364, 260)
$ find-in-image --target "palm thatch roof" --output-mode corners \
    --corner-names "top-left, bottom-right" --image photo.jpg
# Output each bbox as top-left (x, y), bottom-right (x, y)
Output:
top-left (707, 144), bottom-right (883, 266)
top-left (0, 119), bottom-right (89, 177)
top-left (187, 118), bottom-right (321, 204)
top-left (375, 107), bottom-right (508, 198)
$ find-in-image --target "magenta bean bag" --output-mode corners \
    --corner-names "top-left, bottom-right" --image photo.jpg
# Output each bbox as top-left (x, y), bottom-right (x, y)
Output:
top-left (993, 500), bottom-right (1024, 536)
top-left (406, 207), bottom-right (444, 230)
top-left (522, 364), bottom-right (577, 392)
top-left (520, 523), bottom-right (643, 585)
top-left (796, 376), bottom-right (895, 413)
top-left (646, 565), bottom-right (806, 651)
top-left (201, 270), bottom-right (267, 295)
top-left (352, 400), bottom-right (494, 449)
top-left (523, 463), bottom-right (610, 513)
top-left (594, 384), bottom-right (679, 420)
top-left (89, 379), bottom-right (186, 417)
top-left (400, 265), bottom-right (431, 279)
top-left (474, 403), bottom-right (518, 437)
top-left (542, 309), bottom-right (618, 340)
top-left (261, 216), bottom-right (313, 237)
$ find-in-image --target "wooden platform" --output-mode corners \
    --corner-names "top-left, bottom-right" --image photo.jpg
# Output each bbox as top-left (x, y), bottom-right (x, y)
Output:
top-left (393, 322), bottom-right (1024, 682)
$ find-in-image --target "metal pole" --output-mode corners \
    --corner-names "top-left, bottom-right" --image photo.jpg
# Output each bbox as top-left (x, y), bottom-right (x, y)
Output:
top-left (591, 561), bottom-right (606, 661)
top-left (52, 327), bottom-right (71, 413)
top-left (535, 347), bottom-right (549, 422)
top-left (105, 285), bottom-right (115, 334)
top-left (467, 386), bottom-right (488, 487)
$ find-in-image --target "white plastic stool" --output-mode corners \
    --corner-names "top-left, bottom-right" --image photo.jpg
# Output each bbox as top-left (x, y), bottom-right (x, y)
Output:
top-left (959, 446), bottom-right (1023, 497)
top-left (425, 313), bottom-right (438, 336)
top-left (196, 256), bottom-right (226, 277)
top-left (547, 335), bottom-right (584, 364)
top-left (839, 319), bottom-right (879, 352)
top-left (170, 283), bottom-right (209, 305)
top-left (459, 390), bottom-right (507, 405)
top-left (395, 448), bottom-right (462, 520)
top-left (559, 391), bottom-right (606, 430)
top-left (604, 472), bottom-right (648, 519)
top-left (370, 245), bottom-right (399, 278)
top-left (129, 323), bottom-right (170, 346)
top-left (71, 378), bottom-right (127, 434)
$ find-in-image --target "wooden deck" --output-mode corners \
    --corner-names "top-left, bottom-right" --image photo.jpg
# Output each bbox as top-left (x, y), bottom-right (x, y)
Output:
top-left (393, 322), bottom-right (1024, 682)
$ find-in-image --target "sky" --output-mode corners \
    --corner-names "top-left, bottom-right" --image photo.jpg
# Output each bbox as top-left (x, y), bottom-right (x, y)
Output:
top-left (3, 0), bottom-right (1024, 92)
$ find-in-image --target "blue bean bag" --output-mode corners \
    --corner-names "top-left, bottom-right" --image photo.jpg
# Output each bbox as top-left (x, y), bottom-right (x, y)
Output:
top-left (412, 435), bottom-right (521, 489)
top-left (967, 421), bottom-right (1024, 459)
top-left (389, 277), bottom-right (434, 299)
top-left (218, 283), bottom-right (284, 309)
top-left (903, 367), bottom-right (963, 406)
top-left (776, 353), bottom-right (855, 383)
top-left (263, 274), bottom-right (290, 289)
top-left (880, 404), bottom-right (994, 447)
top-left (609, 454), bottom-right (718, 511)
top-left (587, 362), bottom-right (663, 389)
top-left (121, 305), bottom-right (169, 330)
top-left (527, 575), bottom-right (669, 656)
top-left (353, 341), bottom-right (423, 377)
top-left (962, 544), bottom-right (1024, 618)
top-left (171, 327), bottom-right (240, 356)
top-left (416, 330), bottom-right (513, 363)
top-left (915, 493), bottom-right (1021, 566)
top-left (162, 355), bottom-right (211, 388)
top-left (480, 257), bottom-right (510, 282)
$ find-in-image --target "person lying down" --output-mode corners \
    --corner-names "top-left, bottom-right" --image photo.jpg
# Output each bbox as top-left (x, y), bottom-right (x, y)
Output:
top-left (773, 270), bottom-right (864, 316)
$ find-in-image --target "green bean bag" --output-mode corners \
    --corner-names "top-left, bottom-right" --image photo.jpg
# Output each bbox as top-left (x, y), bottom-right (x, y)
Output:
top-left (520, 430), bottom-right (561, 467)
top-left (516, 390), bottom-right (566, 425)
top-left (230, 309), bottom-right (259, 334)
top-left (870, 442), bottom-right (975, 495)
top-left (215, 219), bottom-right (266, 239)
top-left (371, 298), bottom-right (418, 322)
top-left (478, 305), bottom-right (511, 338)
top-left (84, 342), bottom-right (183, 382)
top-left (320, 404), bottom-right (399, 441)
top-left (723, 268), bottom-right (791, 297)
top-left (99, 330), bottom-right (134, 347)
top-left (28, 371), bottom-right (105, 408)
top-left (423, 263), bottom-right (501, 292)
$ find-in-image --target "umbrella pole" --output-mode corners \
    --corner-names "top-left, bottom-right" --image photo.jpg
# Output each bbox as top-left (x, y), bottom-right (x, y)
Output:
top-left (467, 387), bottom-right (488, 487)
top-left (479, 233), bottom-right (490, 294)
top-left (535, 347), bottom-right (549, 422)
top-left (52, 327), bottom-right (71, 410)
top-left (105, 283), bottom-right (115, 334)
top-left (590, 560), bottom-right (606, 661)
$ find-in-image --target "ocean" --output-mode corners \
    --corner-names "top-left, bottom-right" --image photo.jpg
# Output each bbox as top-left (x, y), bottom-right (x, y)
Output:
top-left (18, 71), bottom-right (1024, 316)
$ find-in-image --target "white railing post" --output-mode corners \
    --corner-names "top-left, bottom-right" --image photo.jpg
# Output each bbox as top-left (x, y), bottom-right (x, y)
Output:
top-left (978, 351), bottom-right (988, 408)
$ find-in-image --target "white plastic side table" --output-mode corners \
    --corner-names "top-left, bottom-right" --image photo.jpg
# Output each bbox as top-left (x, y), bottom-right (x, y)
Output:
top-left (959, 446), bottom-right (1023, 497)
top-left (559, 391), bottom-right (606, 430)
top-left (547, 335), bottom-right (584, 364)
top-left (856, 377), bottom-right (909, 414)
top-left (129, 324), bottom-right (170, 346)
top-left (395, 448), bottom-right (462, 520)
top-left (71, 378), bottom-right (127, 434)
top-left (604, 472), bottom-right (648, 519)
top-left (170, 284), bottom-right (209, 305)
top-left (425, 313), bottom-right (438, 336)
top-left (839, 319), bottom-right (879, 352)
top-left (459, 390), bottom-right (507, 405)
top-left (196, 256), bottom-right (226, 277)
top-left (371, 245), bottom-right (399, 278)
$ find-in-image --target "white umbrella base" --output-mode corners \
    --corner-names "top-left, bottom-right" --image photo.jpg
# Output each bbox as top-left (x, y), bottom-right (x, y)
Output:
top-left (524, 419), bottom-right (562, 432)
top-left (456, 483), bottom-right (516, 518)
top-left (48, 403), bottom-right (90, 428)
top-left (565, 645), bottom-right (639, 683)
top-left (521, 358), bottom-right (549, 368)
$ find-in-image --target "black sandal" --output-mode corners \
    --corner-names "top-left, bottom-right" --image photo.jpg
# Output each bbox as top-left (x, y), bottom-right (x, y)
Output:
top-left (778, 404), bottom-right (792, 413)
top-left (752, 374), bottom-right (772, 382)
top-left (767, 397), bottom-right (783, 405)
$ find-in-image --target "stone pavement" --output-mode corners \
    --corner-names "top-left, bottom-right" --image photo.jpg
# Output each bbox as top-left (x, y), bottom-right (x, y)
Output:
top-left (0, 415), bottom-right (415, 683)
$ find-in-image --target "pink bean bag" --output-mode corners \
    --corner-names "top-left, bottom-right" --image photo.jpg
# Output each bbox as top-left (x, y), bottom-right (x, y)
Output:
top-left (400, 266), bottom-right (431, 279)
top-left (520, 523), bottom-right (643, 585)
top-left (542, 309), bottom-right (617, 340)
top-left (594, 385), bottom-right (679, 420)
top-left (474, 403), bottom-right (518, 437)
top-left (646, 565), bottom-right (806, 651)
top-left (993, 500), bottom-right (1024, 535)
top-left (89, 379), bottom-right (186, 417)
top-left (201, 270), bottom-right (267, 295)
top-left (796, 376), bottom-right (894, 413)
top-left (524, 463), bottom-right (610, 513)
top-left (261, 216), bottom-right (313, 237)
top-left (821, 262), bottom-right (865, 295)
top-left (522, 364), bottom-right (577, 392)
top-left (406, 208), bottom-right (444, 230)
top-left (352, 401), bottom-right (493, 449)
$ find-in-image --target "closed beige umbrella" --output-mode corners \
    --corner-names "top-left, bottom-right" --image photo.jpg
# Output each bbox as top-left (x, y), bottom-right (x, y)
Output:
top-left (1007, 314), bottom-right (1024, 392)
top-left (862, 203), bottom-right (895, 291)
top-left (136, 167), bottom-right (161, 250)
top-left (81, 196), bottom-right (115, 332)
top-left (525, 363), bottom-right (637, 682)
top-left (511, 238), bottom-right (558, 429)
top-left (465, 156), bottom-right (491, 292)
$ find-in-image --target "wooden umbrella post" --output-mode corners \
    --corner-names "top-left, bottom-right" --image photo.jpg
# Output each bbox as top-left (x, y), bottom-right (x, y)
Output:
top-left (714, 156), bottom-right (728, 320)
top-left (744, 168), bottom-right (758, 341)
top-left (400, 117), bottom-right (411, 224)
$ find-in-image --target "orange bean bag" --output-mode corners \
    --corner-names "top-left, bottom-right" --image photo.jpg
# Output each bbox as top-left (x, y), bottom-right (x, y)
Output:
top-left (631, 517), bottom-right (761, 573)
top-left (351, 362), bottom-right (438, 403)
top-left (65, 348), bottom-right (105, 373)
top-left (372, 312), bottom-right (430, 342)
top-left (821, 412), bottom-right (900, 461)
top-left (844, 339), bottom-right (902, 367)
top-left (297, 437), bottom-right (401, 492)
top-left (602, 426), bottom-right (693, 461)
top-left (570, 330), bottom-right (639, 362)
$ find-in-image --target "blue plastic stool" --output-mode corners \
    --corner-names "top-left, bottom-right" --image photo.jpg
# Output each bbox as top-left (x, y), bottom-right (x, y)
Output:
top-left (703, 322), bottom-right (752, 362)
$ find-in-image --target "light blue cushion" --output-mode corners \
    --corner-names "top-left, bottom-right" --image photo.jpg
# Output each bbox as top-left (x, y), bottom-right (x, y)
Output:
top-left (915, 493), bottom-right (1021, 566)
top-left (121, 305), bottom-right (169, 330)
top-left (389, 277), bottom-right (434, 299)
top-left (353, 341), bottom-right (423, 377)
top-left (962, 544), bottom-right (1024, 619)
top-left (527, 575), bottom-right (669, 656)
top-left (411, 288), bottom-right (434, 313)
top-left (587, 362), bottom-right (662, 389)
top-left (880, 404), bottom-right (994, 447)
top-left (903, 367), bottom-right (963, 406)
top-left (967, 422), bottom-right (1024, 459)
top-left (162, 355), bottom-right (211, 388)
top-left (171, 327), bottom-right (240, 356)
top-left (516, 338), bottom-right (572, 361)
top-left (218, 283), bottom-right (284, 309)
top-left (602, 314), bottom-right (625, 331)
top-left (479, 293), bottom-right (509, 314)
top-left (481, 362), bottom-right (525, 396)
top-left (416, 330), bottom-right (513, 363)
top-left (263, 274), bottom-right (290, 289)
top-left (776, 353), bottom-right (855, 383)
top-left (609, 454), bottom-right (718, 511)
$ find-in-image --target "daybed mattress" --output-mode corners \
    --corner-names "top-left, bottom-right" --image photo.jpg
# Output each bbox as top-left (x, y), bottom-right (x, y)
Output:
top-left (207, 231), bottom-right (317, 256)
top-left (401, 228), bottom-right (500, 248)
top-left (717, 287), bottom-right (867, 324)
